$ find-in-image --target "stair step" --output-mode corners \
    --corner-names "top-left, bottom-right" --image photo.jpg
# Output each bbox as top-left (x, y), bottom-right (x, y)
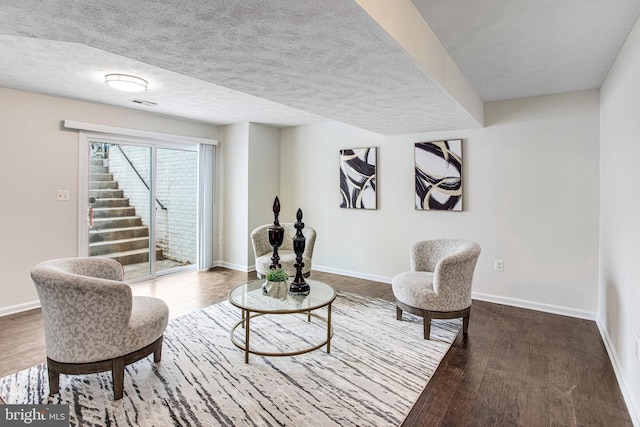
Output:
top-left (86, 156), bottom-right (162, 266)
top-left (89, 237), bottom-right (149, 256)
top-left (99, 248), bottom-right (164, 266)
top-left (91, 189), bottom-right (124, 198)
top-left (89, 225), bottom-right (149, 243)
top-left (92, 198), bottom-right (130, 208)
top-left (92, 216), bottom-right (143, 230)
top-left (90, 181), bottom-right (119, 190)
top-left (90, 173), bottom-right (113, 182)
top-left (100, 248), bottom-right (149, 266)
top-left (90, 226), bottom-right (149, 242)
top-left (90, 165), bottom-right (109, 173)
top-left (92, 207), bottom-right (136, 218)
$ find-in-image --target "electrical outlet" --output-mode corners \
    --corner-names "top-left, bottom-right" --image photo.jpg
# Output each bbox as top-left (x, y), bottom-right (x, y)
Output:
top-left (494, 259), bottom-right (504, 272)
top-left (56, 190), bottom-right (70, 201)
top-left (219, 236), bottom-right (224, 244)
top-left (636, 335), bottom-right (640, 362)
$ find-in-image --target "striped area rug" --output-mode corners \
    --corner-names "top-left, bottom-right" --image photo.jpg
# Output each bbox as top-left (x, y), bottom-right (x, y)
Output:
top-left (0, 292), bottom-right (460, 426)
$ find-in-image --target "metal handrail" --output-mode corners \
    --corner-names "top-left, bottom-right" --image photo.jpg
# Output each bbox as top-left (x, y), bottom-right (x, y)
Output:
top-left (116, 145), bottom-right (168, 211)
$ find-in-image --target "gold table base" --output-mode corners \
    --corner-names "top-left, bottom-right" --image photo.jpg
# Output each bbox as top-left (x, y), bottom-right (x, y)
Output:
top-left (230, 306), bottom-right (333, 363)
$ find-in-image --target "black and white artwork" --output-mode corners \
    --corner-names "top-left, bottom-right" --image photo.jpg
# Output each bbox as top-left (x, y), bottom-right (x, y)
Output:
top-left (340, 147), bottom-right (377, 209)
top-left (415, 140), bottom-right (462, 211)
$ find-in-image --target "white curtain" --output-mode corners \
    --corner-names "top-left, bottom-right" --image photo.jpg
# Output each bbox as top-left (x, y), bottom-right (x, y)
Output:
top-left (198, 144), bottom-right (216, 269)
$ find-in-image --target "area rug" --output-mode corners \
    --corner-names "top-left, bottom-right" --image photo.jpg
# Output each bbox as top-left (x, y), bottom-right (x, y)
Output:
top-left (0, 292), bottom-right (460, 426)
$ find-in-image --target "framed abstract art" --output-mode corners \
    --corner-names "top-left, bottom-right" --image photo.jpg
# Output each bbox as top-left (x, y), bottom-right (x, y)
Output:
top-left (339, 147), bottom-right (377, 209)
top-left (415, 140), bottom-right (462, 211)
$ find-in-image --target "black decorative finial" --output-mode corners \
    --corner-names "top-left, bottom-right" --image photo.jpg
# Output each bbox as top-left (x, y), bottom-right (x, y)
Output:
top-left (268, 196), bottom-right (284, 270)
top-left (273, 196), bottom-right (281, 226)
top-left (289, 208), bottom-right (310, 294)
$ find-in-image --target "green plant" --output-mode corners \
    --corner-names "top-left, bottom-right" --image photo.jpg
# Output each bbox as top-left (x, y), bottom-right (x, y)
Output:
top-left (265, 267), bottom-right (289, 282)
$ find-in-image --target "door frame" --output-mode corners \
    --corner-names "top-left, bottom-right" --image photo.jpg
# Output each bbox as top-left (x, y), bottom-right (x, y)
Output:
top-left (76, 128), bottom-right (216, 281)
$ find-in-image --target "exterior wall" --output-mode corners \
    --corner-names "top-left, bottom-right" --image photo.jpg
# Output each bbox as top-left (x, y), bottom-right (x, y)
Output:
top-left (108, 145), bottom-right (152, 230)
top-left (156, 149), bottom-right (197, 263)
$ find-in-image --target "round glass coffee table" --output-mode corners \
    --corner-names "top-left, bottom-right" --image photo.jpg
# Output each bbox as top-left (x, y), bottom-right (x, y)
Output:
top-left (228, 278), bottom-right (336, 363)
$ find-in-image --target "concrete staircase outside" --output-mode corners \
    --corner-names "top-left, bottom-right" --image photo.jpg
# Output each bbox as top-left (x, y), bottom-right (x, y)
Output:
top-left (89, 158), bottom-right (162, 265)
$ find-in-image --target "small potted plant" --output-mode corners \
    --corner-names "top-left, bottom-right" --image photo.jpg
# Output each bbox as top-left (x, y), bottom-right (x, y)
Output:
top-left (263, 267), bottom-right (289, 298)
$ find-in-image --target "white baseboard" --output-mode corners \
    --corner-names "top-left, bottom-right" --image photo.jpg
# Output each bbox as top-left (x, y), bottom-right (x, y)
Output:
top-left (214, 260), bottom-right (253, 272)
top-left (313, 265), bottom-right (598, 321)
top-left (0, 300), bottom-right (40, 317)
top-left (596, 316), bottom-right (640, 427)
top-left (472, 291), bottom-right (596, 320)
top-left (312, 264), bottom-right (392, 285)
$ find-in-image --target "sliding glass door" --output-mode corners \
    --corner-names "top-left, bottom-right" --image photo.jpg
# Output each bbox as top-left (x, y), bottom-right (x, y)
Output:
top-left (84, 137), bottom-right (199, 281)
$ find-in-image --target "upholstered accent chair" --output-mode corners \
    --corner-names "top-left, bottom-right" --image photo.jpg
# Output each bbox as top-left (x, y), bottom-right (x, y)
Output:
top-left (392, 239), bottom-right (481, 340)
top-left (31, 257), bottom-right (169, 400)
top-left (251, 223), bottom-right (316, 278)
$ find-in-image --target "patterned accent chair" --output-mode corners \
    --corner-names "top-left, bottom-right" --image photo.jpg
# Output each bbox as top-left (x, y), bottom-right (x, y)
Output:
top-left (392, 239), bottom-right (481, 340)
top-left (251, 223), bottom-right (316, 278)
top-left (31, 257), bottom-right (169, 400)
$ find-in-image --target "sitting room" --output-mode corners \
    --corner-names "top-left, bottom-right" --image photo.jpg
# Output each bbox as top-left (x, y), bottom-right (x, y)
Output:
top-left (0, 1), bottom-right (639, 426)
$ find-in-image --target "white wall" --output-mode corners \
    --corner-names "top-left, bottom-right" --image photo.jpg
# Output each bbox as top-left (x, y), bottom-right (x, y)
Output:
top-left (0, 87), bottom-right (218, 314)
top-left (599, 15), bottom-right (640, 423)
top-left (281, 90), bottom-right (600, 318)
top-left (247, 123), bottom-right (281, 268)
top-left (220, 122), bottom-right (282, 270)
top-left (220, 123), bottom-right (250, 270)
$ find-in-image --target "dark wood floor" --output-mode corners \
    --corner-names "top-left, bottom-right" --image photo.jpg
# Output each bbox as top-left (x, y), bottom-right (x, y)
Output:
top-left (0, 268), bottom-right (632, 426)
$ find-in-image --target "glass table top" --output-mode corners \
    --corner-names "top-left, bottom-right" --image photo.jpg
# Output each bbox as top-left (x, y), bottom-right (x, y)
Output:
top-left (228, 279), bottom-right (336, 313)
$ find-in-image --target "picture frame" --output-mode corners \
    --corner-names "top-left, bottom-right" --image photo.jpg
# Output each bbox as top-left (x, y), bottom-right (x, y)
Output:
top-left (415, 140), bottom-right (462, 211)
top-left (339, 147), bottom-right (377, 209)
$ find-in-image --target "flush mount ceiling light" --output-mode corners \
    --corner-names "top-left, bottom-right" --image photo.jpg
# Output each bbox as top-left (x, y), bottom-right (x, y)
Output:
top-left (105, 74), bottom-right (148, 92)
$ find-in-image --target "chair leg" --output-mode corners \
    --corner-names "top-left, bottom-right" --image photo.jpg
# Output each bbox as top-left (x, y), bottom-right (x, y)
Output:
top-left (423, 311), bottom-right (432, 340)
top-left (47, 365), bottom-right (60, 396)
top-left (112, 356), bottom-right (125, 400)
top-left (463, 312), bottom-right (470, 336)
top-left (396, 305), bottom-right (403, 321)
top-left (154, 336), bottom-right (164, 363)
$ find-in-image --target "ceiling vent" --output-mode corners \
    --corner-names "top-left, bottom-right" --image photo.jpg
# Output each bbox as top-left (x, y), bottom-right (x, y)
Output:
top-left (131, 99), bottom-right (157, 106)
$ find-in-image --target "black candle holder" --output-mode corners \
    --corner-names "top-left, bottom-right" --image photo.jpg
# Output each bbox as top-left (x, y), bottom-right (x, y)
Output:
top-left (268, 196), bottom-right (284, 271)
top-left (289, 208), bottom-right (310, 295)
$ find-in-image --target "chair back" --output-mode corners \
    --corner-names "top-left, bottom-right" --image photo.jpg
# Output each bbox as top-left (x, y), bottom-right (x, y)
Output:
top-left (410, 239), bottom-right (481, 309)
top-left (31, 257), bottom-right (133, 363)
top-left (251, 223), bottom-right (316, 259)
top-left (410, 239), bottom-right (478, 272)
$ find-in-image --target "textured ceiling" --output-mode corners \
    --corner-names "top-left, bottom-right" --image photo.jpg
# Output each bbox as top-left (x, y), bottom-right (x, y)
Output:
top-left (0, 0), bottom-right (480, 135)
top-left (0, 35), bottom-right (325, 128)
top-left (0, 1), bottom-right (638, 134)
top-left (412, 0), bottom-right (640, 102)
